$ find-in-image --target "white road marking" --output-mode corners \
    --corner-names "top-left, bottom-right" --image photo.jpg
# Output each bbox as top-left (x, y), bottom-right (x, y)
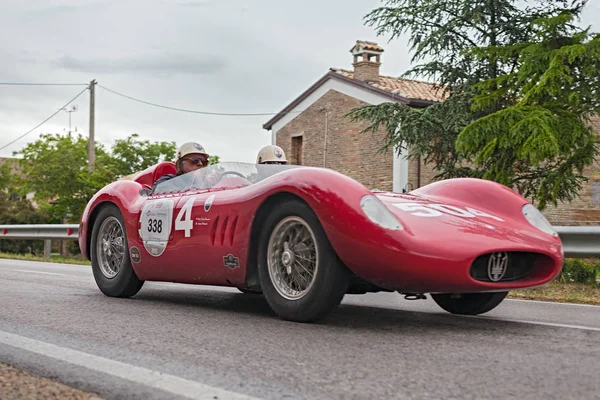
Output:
top-left (506, 298), bottom-right (600, 308)
top-left (469, 316), bottom-right (600, 332)
top-left (12, 269), bottom-right (65, 276)
top-left (0, 330), bottom-right (261, 400)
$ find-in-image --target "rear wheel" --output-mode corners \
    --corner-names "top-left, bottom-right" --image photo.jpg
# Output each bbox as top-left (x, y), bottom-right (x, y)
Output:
top-left (257, 199), bottom-right (349, 322)
top-left (431, 292), bottom-right (508, 315)
top-left (90, 204), bottom-right (144, 298)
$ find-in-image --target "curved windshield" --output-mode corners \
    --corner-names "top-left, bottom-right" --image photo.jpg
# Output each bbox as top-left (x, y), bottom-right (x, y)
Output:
top-left (152, 162), bottom-right (301, 195)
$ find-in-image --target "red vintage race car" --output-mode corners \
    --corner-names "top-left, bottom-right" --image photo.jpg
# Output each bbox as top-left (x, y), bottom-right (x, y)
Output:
top-left (78, 161), bottom-right (564, 322)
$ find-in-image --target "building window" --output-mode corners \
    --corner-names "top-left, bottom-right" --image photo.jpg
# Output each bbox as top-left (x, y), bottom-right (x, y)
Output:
top-left (292, 135), bottom-right (303, 165)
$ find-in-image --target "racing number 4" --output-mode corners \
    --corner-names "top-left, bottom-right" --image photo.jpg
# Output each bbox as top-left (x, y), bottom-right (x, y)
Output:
top-left (175, 197), bottom-right (195, 237)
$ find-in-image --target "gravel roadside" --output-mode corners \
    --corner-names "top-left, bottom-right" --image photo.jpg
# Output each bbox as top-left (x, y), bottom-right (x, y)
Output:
top-left (0, 362), bottom-right (104, 400)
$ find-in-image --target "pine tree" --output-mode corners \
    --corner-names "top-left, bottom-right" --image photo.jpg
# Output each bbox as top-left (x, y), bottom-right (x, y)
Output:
top-left (346, 0), bottom-right (599, 209)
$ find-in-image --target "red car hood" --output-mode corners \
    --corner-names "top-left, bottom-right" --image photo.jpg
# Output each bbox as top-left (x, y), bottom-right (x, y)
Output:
top-left (372, 191), bottom-right (560, 255)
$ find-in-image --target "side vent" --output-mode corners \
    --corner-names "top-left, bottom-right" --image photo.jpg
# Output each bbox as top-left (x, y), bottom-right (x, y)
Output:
top-left (219, 216), bottom-right (229, 246)
top-left (210, 216), bottom-right (219, 246)
top-left (209, 214), bottom-right (238, 247)
top-left (229, 216), bottom-right (238, 246)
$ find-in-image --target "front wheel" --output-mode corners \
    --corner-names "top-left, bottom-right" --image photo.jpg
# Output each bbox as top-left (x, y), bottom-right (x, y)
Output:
top-left (257, 199), bottom-right (349, 322)
top-left (431, 292), bottom-right (508, 315)
top-left (90, 204), bottom-right (144, 298)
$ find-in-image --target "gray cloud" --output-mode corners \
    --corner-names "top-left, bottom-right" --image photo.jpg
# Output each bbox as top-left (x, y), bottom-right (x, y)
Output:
top-left (55, 54), bottom-right (227, 76)
top-left (2, 0), bottom-right (599, 164)
top-left (19, 1), bottom-right (117, 17)
top-left (178, 0), bottom-right (214, 7)
top-left (26, 4), bottom-right (79, 15)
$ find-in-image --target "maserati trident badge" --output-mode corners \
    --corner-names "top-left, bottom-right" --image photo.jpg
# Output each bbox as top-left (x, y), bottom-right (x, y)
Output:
top-left (487, 252), bottom-right (509, 281)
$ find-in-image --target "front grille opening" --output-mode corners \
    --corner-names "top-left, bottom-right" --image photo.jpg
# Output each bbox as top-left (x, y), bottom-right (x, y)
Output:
top-left (470, 251), bottom-right (538, 282)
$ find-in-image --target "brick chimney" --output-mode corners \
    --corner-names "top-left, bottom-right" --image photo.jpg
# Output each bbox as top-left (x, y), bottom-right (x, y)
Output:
top-left (350, 40), bottom-right (384, 83)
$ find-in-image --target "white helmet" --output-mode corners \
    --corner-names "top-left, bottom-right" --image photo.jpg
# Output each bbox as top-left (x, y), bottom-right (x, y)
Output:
top-left (175, 142), bottom-right (210, 171)
top-left (176, 142), bottom-right (209, 161)
top-left (256, 145), bottom-right (287, 164)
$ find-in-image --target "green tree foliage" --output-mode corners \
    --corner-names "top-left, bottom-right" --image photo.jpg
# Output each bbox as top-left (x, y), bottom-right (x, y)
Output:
top-left (209, 155), bottom-right (220, 165)
top-left (111, 133), bottom-right (177, 177)
top-left (13, 133), bottom-right (117, 222)
top-left (0, 162), bottom-right (12, 191)
top-left (8, 132), bottom-right (223, 224)
top-left (457, 11), bottom-right (600, 209)
top-left (346, 0), bottom-right (598, 209)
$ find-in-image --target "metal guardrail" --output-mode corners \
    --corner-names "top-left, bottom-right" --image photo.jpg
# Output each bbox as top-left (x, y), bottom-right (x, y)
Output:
top-left (0, 224), bottom-right (597, 260)
top-left (0, 224), bottom-right (79, 240)
top-left (554, 226), bottom-right (600, 258)
top-left (0, 224), bottom-right (79, 259)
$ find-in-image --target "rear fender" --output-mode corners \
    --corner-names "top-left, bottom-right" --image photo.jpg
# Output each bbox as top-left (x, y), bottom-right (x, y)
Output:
top-left (242, 169), bottom-right (375, 287)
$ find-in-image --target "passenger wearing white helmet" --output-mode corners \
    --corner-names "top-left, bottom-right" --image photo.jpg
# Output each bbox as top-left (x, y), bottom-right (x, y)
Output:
top-left (152, 142), bottom-right (210, 190)
top-left (256, 145), bottom-right (288, 165)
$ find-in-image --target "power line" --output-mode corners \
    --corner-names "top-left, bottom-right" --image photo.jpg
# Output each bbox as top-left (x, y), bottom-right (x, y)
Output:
top-left (0, 82), bottom-right (88, 86)
top-left (98, 84), bottom-right (302, 116)
top-left (0, 86), bottom-right (89, 152)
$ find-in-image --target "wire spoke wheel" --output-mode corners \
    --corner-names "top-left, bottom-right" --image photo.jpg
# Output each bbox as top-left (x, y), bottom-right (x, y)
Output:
top-left (267, 216), bottom-right (318, 301)
top-left (257, 200), bottom-right (349, 322)
top-left (96, 216), bottom-right (125, 279)
top-left (90, 205), bottom-right (144, 298)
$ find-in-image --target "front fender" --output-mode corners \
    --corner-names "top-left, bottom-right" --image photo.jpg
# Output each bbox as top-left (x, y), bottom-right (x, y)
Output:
top-left (78, 180), bottom-right (145, 260)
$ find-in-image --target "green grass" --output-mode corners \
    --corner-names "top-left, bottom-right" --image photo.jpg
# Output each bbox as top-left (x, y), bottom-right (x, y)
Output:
top-left (0, 252), bottom-right (90, 266)
top-left (508, 282), bottom-right (600, 305)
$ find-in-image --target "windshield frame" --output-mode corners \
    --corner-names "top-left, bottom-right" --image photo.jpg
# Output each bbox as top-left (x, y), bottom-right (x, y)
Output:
top-left (151, 161), bottom-right (302, 195)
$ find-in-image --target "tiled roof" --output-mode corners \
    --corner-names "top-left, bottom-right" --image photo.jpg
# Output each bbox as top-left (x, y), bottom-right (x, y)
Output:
top-left (262, 64), bottom-right (449, 130)
top-left (330, 68), bottom-right (448, 102)
top-left (350, 40), bottom-right (384, 53)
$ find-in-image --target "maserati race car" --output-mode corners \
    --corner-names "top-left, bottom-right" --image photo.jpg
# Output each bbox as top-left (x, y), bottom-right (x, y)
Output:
top-left (78, 161), bottom-right (564, 322)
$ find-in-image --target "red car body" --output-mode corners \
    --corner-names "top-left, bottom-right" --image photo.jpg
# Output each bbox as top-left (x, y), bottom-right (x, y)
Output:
top-left (79, 161), bottom-right (563, 316)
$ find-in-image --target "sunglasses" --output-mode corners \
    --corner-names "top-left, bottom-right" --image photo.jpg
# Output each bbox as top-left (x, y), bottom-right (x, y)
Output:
top-left (184, 156), bottom-right (208, 166)
top-left (263, 161), bottom-right (288, 165)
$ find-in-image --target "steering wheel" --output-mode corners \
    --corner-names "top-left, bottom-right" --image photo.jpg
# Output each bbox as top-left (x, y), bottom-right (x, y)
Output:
top-left (211, 170), bottom-right (250, 186)
top-left (219, 171), bottom-right (247, 179)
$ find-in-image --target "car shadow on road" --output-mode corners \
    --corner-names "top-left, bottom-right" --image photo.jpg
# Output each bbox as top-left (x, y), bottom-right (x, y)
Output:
top-left (128, 286), bottom-right (521, 334)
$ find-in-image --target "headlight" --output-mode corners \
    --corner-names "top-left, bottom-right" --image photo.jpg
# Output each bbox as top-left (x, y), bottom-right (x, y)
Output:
top-left (360, 195), bottom-right (403, 230)
top-left (522, 204), bottom-right (557, 237)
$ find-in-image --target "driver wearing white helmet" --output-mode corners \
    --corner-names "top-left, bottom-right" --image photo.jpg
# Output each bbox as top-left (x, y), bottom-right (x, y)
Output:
top-left (152, 142), bottom-right (210, 190)
top-left (256, 145), bottom-right (288, 165)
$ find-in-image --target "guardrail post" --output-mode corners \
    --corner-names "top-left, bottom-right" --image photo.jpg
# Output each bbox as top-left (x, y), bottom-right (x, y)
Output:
top-left (43, 239), bottom-right (51, 259)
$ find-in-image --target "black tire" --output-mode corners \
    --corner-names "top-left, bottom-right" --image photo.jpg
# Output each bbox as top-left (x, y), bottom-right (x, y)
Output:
top-left (90, 204), bottom-right (144, 298)
top-left (257, 199), bottom-right (349, 322)
top-left (431, 292), bottom-right (508, 315)
top-left (238, 288), bottom-right (263, 295)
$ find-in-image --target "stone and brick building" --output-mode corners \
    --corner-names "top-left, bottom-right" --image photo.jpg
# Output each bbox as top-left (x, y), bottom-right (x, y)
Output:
top-left (262, 40), bottom-right (600, 226)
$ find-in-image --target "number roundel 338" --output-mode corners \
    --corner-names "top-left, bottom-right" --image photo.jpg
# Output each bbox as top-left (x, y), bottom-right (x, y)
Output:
top-left (139, 199), bottom-right (175, 257)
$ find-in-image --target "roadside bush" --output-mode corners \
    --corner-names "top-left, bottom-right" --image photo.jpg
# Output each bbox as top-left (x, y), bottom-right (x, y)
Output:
top-left (66, 240), bottom-right (82, 256)
top-left (0, 194), bottom-right (50, 255)
top-left (557, 259), bottom-right (599, 285)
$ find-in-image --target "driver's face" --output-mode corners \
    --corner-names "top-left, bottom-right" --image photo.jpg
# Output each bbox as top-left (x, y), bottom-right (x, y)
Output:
top-left (181, 153), bottom-right (209, 173)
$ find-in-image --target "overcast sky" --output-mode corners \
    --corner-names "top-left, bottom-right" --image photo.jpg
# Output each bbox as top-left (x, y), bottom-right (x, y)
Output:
top-left (1, 0), bottom-right (599, 163)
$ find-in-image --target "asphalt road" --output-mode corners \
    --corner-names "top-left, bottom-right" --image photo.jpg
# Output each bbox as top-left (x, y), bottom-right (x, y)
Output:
top-left (0, 259), bottom-right (598, 400)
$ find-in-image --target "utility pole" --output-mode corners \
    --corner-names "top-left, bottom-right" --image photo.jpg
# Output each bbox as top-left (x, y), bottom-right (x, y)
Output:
top-left (88, 79), bottom-right (96, 172)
